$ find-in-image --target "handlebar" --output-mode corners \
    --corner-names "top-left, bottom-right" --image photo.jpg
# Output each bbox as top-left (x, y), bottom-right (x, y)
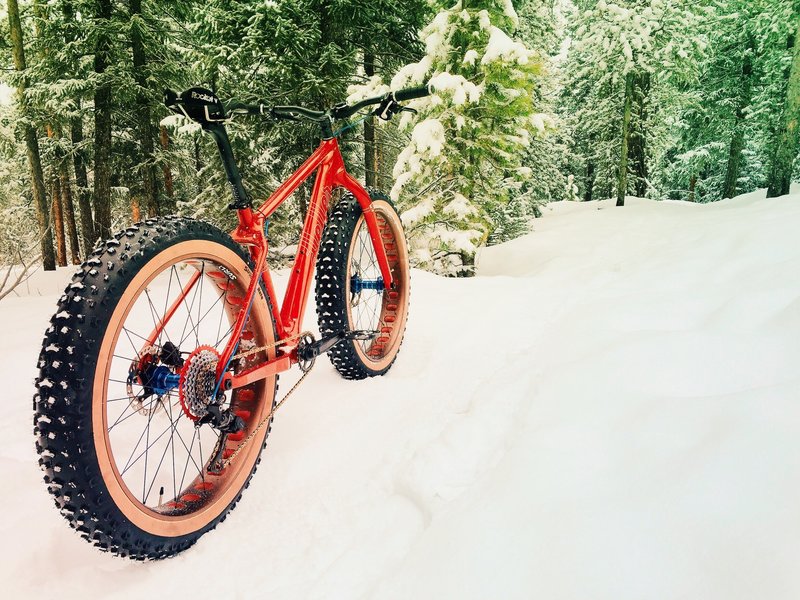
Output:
top-left (164, 84), bottom-right (431, 127)
top-left (393, 86), bottom-right (430, 102)
top-left (330, 85), bottom-right (430, 121)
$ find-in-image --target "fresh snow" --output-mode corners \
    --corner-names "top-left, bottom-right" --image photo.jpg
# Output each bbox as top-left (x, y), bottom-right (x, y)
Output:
top-left (2, 190), bottom-right (800, 598)
top-left (481, 26), bottom-right (532, 65)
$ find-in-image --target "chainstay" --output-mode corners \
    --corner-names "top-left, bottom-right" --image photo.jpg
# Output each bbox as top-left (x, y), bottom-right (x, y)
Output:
top-left (221, 330), bottom-right (315, 469)
top-left (220, 366), bottom-right (313, 469)
top-left (232, 330), bottom-right (312, 361)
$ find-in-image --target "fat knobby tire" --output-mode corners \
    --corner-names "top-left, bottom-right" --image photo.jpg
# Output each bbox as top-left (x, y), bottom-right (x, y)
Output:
top-left (315, 190), bottom-right (409, 379)
top-left (33, 216), bottom-right (276, 560)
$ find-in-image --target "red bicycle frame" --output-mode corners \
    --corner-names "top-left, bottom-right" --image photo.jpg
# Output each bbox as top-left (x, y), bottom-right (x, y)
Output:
top-left (148, 134), bottom-right (394, 390)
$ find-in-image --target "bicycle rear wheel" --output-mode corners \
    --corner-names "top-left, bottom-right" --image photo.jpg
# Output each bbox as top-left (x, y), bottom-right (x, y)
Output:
top-left (34, 217), bottom-right (277, 559)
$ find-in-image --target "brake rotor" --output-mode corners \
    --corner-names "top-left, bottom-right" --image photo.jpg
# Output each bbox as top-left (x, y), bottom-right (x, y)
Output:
top-left (126, 345), bottom-right (167, 416)
top-left (178, 346), bottom-right (222, 421)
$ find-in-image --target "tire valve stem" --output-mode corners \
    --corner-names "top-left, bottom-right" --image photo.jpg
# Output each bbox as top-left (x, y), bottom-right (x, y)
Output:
top-left (158, 486), bottom-right (164, 506)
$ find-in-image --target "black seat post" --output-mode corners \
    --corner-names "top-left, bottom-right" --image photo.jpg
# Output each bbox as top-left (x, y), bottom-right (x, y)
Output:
top-left (203, 122), bottom-right (252, 210)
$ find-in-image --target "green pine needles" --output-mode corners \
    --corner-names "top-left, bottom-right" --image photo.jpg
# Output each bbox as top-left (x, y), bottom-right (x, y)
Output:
top-left (387, 0), bottom-right (548, 276)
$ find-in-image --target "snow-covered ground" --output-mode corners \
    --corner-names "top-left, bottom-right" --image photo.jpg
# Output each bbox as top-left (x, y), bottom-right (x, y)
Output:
top-left (2, 189), bottom-right (800, 599)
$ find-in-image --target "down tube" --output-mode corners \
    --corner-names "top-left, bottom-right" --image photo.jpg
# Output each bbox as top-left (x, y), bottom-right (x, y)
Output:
top-left (280, 160), bottom-right (333, 335)
top-left (339, 172), bottom-right (395, 289)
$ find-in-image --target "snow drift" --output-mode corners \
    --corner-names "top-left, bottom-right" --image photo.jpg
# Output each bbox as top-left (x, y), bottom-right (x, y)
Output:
top-left (2, 189), bottom-right (800, 599)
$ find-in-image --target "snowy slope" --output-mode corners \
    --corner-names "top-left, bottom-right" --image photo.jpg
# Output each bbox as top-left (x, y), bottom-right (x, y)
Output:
top-left (2, 190), bottom-right (800, 599)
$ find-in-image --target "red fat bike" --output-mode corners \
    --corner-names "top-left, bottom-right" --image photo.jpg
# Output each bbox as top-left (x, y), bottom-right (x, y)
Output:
top-left (33, 84), bottom-right (429, 559)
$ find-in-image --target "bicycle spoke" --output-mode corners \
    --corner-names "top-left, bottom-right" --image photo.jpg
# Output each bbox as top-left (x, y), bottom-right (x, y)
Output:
top-left (215, 277), bottom-right (231, 347)
top-left (214, 321), bottom-right (236, 349)
top-left (142, 402), bottom-right (153, 502)
top-left (107, 391), bottom-right (147, 432)
top-left (178, 426), bottom-right (199, 496)
top-left (143, 404), bottom-right (187, 505)
top-left (122, 326), bottom-right (153, 347)
top-left (143, 412), bottom-right (178, 504)
top-left (160, 266), bottom-right (175, 347)
top-left (168, 396), bottom-right (177, 503)
top-left (196, 262), bottom-right (205, 348)
top-left (145, 288), bottom-right (172, 345)
top-left (109, 377), bottom-right (142, 386)
top-left (174, 265), bottom-right (202, 351)
top-left (180, 280), bottom-right (227, 348)
top-left (121, 416), bottom-right (176, 478)
top-left (119, 406), bottom-right (158, 475)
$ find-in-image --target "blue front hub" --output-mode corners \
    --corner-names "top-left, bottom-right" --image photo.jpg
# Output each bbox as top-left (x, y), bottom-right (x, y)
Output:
top-left (350, 275), bottom-right (384, 294)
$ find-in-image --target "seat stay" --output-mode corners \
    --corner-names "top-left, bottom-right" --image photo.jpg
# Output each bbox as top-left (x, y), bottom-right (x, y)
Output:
top-left (335, 170), bottom-right (395, 289)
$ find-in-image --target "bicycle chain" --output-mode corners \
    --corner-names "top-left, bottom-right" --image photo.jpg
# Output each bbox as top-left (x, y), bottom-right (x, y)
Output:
top-left (219, 330), bottom-right (315, 469)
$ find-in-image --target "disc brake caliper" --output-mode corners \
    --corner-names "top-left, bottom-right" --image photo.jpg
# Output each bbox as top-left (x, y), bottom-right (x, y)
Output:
top-left (126, 343), bottom-right (183, 415)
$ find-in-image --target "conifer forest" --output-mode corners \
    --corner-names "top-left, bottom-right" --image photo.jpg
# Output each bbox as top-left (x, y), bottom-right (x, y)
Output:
top-left (0, 0), bottom-right (798, 277)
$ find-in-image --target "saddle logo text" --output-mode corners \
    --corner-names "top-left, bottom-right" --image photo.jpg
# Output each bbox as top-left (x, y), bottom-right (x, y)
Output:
top-left (191, 91), bottom-right (216, 104)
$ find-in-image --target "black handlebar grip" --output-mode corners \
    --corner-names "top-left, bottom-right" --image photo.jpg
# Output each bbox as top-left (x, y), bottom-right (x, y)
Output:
top-left (394, 85), bottom-right (430, 102)
top-left (226, 101), bottom-right (266, 115)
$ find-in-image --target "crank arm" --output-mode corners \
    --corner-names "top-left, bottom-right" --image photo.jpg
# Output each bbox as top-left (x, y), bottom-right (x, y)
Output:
top-left (296, 330), bottom-right (378, 362)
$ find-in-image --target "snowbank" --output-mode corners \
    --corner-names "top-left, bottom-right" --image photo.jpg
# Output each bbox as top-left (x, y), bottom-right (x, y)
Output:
top-left (2, 190), bottom-right (800, 599)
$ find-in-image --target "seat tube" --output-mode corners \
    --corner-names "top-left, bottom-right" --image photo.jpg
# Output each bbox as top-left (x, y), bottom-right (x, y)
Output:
top-left (203, 122), bottom-right (251, 209)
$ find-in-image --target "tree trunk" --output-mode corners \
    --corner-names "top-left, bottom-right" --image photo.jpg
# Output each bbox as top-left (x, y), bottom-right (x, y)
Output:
top-left (71, 111), bottom-right (95, 252)
top-left (364, 52), bottom-right (378, 189)
top-left (584, 161), bottom-right (595, 202)
top-left (767, 21), bottom-right (800, 198)
top-left (722, 41), bottom-right (754, 199)
top-left (62, 1), bottom-right (94, 251)
top-left (7, 0), bottom-right (56, 270)
top-left (130, 0), bottom-right (159, 217)
top-left (616, 71), bottom-right (635, 207)
top-left (60, 163), bottom-right (80, 263)
top-left (630, 71), bottom-right (650, 197)
top-left (131, 197), bottom-right (141, 222)
top-left (52, 178), bottom-right (67, 267)
top-left (689, 174), bottom-right (697, 203)
top-left (194, 136), bottom-right (203, 199)
top-left (93, 0), bottom-right (113, 240)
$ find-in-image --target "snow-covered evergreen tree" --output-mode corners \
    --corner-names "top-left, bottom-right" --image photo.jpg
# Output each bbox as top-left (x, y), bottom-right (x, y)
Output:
top-left (514, 0), bottom-right (576, 212)
top-left (656, 0), bottom-right (798, 202)
top-left (561, 0), bottom-right (704, 205)
top-left (386, 0), bottom-right (548, 276)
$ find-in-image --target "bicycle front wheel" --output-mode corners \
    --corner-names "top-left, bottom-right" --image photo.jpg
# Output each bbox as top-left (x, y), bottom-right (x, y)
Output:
top-left (315, 191), bottom-right (410, 379)
top-left (34, 217), bottom-right (277, 559)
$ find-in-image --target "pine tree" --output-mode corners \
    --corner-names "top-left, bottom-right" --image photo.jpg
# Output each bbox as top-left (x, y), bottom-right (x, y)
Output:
top-left (515, 0), bottom-right (575, 209)
top-left (766, 14), bottom-right (800, 197)
top-left (654, 0), bottom-right (797, 202)
top-left (6, 0), bottom-right (56, 270)
top-left (93, 0), bottom-right (113, 240)
top-left (562, 0), bottom-right (704, 206)
top-left (386, 0), bottom-right (548, 275)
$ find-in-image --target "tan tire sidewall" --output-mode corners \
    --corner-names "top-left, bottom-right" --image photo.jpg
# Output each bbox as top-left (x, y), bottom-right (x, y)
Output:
top-left (92, 240), bottom-right (275, 538)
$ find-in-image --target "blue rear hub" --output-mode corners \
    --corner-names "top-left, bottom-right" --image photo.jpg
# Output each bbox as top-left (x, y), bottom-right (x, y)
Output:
top-left (144, 364), bottom-right (181, 396)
